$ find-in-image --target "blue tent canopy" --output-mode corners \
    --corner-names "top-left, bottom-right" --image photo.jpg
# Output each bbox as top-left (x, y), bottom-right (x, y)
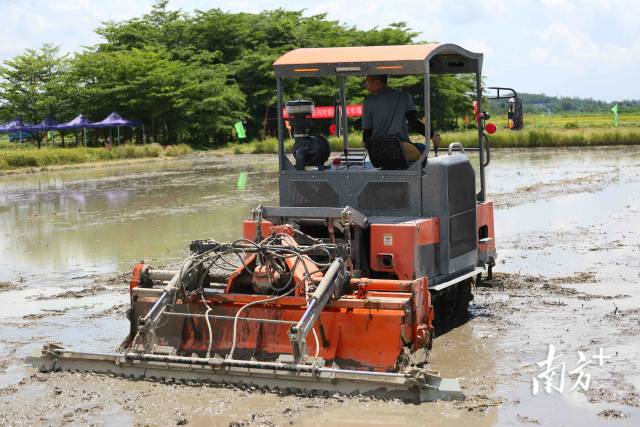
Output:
top-left (1, 113), bottom-right (144, 146)
top-left (57, 114), bottom-right (92, 130)
top-left (0, 118), bottom-right (33, 133)
top-left (88, 112), bottom-right (142, 129)
top-left (1, 113), bottom-right (142, 131)
top-left (32, 117), bottom-right (60, 131)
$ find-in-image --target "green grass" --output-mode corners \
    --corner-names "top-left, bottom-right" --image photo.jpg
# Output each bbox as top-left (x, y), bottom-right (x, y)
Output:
top-left (0, 143), bottom-right (192, 171)
top-left (230, 112), bottom-right (640, 154)
top-left (5, 112), bottom-right (635, 160)
top-left (488, 112), bottom-right (640, 129)
top-left (232, 133), bottom-right (366, 155)
top-left (230, 126), bottom-right (640, 154)
top-left (442, 128), bottom-right (640, 148)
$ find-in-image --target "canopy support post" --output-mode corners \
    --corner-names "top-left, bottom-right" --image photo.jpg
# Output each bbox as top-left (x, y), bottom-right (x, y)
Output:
top-left (424, 65), bottom-right (431, 160)
top-left (339, 76), bottom-right (349, 167)
top-left (411, 60), bottom-right (431, 172)
top-left (276, 77), bottom-right (285, 171)
top-left (476, 68), bottom-right (486, 202)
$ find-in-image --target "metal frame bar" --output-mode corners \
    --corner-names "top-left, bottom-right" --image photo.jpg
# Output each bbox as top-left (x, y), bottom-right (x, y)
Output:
top-left (429, 267), bottom-right (484, 291)
top-left (487, 86), bottom-right (518, 100)
top-left (412, 62), bottom-right (431, 172)
top-left (133, 288), bottom-right (411, 311)
top-left (261, 206), bottom-right (368, 228)
top-left (276, 77), bottom-right (287, 170)
top-left (28, 347), bottom-right (464, 402)
top-left (164, 312), bottom-right (297, 325)
top-left (339, 76), bottom-right (349, 166)
top-left (476, 69), bottom-right (486, 202)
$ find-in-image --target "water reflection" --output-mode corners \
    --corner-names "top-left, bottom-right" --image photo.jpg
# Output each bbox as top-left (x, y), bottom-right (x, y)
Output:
top-left (0, 156), bottom-right (278, 284)
top-left (1, 147), bottom-right (638, 285)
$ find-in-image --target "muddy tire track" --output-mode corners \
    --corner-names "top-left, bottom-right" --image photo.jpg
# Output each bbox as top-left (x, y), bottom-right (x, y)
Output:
top-left (493, 170), bottom-right (619, 209)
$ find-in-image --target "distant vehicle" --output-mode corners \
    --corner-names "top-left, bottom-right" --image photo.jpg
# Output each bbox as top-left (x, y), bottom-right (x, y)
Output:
top-left (8, 131), bottom-right (34, 142)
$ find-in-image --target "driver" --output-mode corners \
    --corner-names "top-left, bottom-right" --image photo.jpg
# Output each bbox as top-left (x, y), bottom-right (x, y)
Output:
top-left (362, 75), bottom-right (439, 159)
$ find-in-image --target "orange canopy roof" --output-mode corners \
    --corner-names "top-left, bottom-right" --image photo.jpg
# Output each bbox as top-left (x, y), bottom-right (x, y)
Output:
top-left (273, 44), bottom-right (482, 77)
top-left (274, 44), bottom-right (441, 66)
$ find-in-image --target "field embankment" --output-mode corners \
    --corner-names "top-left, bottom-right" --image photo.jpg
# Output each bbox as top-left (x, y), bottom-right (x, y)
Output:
top-left (231, 127), bottom-right (640, 154)
top-left (0, 144), bottom-right (192, 172)
top-left (443, 127), bottom-right (640, 148)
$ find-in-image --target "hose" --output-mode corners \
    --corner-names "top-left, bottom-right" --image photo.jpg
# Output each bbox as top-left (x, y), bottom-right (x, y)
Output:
top-left (227, 285), bottom-right (297, 360)
top-left (201, 294), bottom-right (214, 358)
top-left (169, 229), bottom-right (340, 362)
top-left (312, 327), bottom-right (320, 362)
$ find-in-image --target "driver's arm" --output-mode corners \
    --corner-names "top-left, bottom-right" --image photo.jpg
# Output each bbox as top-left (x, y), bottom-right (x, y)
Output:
top-left (406, 110), bottom-right (439, 155)
top-left (406, 110), bottom-right (427, 136)
top-left (362, 101), bottom-right (372, 147)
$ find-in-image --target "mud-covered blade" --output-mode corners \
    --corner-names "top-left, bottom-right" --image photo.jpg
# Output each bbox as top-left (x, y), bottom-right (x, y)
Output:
top-left (27, 345), bottom-right (464, 403)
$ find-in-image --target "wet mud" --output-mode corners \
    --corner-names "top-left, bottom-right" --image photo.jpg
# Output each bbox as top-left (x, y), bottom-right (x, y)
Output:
top-left (492, 170), bottom-right (619, 209)
top-left (0, 281), bottom-right (24, 292)
top-left (1, 147), bottom-right (639, 426)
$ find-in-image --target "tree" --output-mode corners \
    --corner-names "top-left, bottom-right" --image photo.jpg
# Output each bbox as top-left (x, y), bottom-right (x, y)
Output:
top-left (0, 44), bottom-right (72, 124)
top-left (0, 3), bottom-right (486, 146)
top-left (69, 48), bottom-right (245, 145)
top-left (92, 7), bottom-right (443, 138)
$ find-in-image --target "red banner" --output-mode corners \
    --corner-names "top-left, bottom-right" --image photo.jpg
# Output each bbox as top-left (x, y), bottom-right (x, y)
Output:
top-left (282, 104), bottom-right (362, 119)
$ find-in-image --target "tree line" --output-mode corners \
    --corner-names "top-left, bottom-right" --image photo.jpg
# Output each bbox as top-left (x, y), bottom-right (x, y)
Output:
top-left (0, 1), bottom-right (475, 146)
top-left (490, 93), bottom-right (640, 115)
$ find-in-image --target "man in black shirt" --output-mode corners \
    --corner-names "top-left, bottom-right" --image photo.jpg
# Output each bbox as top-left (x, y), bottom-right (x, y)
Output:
top-left (362, 75), bottom-right (439, 159)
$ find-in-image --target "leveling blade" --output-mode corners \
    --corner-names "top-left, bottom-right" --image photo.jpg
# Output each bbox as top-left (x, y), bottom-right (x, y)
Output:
top-left (27, 345), bottom-right (464, 403)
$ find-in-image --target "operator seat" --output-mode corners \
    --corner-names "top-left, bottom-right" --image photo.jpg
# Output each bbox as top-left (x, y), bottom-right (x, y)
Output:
top-left (365, 137), bottom-right (419, 170)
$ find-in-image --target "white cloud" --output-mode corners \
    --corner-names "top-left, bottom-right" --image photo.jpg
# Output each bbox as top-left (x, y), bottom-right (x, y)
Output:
top-left (541, 0), bottom-right (574, 9)
top-left (542, 22), bottom-right (600, 59)
top-left (459, 39), bottom-right (493, 55)
top-left (528, 47), bottom-right (550, 62)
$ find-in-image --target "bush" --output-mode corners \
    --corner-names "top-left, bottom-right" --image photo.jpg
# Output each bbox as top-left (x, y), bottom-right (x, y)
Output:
top-left (164, 144), bottom-right (192, 156)
top-left (251, 139), bottom-right (278, 154)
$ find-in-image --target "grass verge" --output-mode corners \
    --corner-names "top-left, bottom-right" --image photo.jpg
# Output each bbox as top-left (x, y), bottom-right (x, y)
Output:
top-left (442, 128), bottom-right (640, 148)
top-left (230, 128), bottom-right (640, 154)
top-left (0, 144), bottom-right (192, 171)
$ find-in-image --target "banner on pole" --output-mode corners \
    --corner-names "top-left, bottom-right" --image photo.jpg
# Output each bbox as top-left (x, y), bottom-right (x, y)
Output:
top-left (611, 104), bottom-right (619, 127)
top-left (282, 104), bottom-right (363, 119)
top-left (234, 121), bottom-right (247, 139)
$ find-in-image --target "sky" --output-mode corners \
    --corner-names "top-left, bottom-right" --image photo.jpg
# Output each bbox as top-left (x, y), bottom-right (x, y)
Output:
top-left (0, 0), bottom-right (638, 101)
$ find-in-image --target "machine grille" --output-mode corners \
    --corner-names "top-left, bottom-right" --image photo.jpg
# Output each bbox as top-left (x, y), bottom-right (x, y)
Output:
top-left (357, 181), bottom-right (410, 213)
top-left (289, 181), bottom-right (339, 207)
top-left (447, 162), bottom-right (476, 215)
top-left (449, 210), bottom-right (477, 258)
top-left (446, 161), bottom-right (477, 258)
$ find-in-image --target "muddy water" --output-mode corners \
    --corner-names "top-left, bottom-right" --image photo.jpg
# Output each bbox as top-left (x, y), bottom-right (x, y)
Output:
top-left (1, 147), bottom-right (640, 426)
